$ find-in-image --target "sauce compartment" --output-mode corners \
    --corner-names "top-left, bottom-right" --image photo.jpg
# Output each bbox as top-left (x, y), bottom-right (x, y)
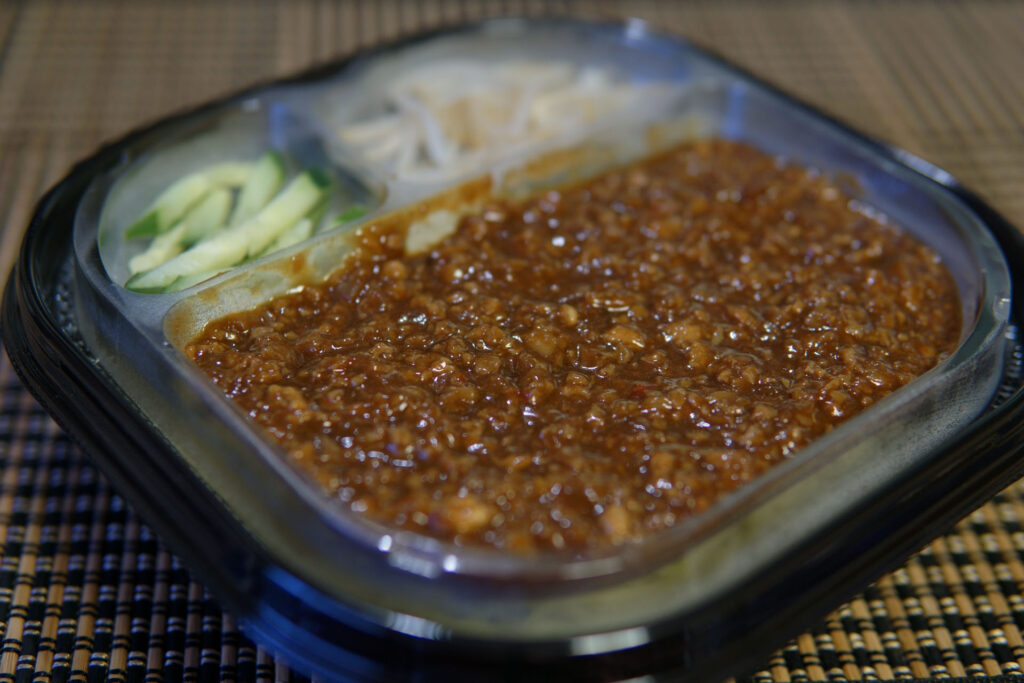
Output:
top-left (184, 138), bottom-right (960, 555)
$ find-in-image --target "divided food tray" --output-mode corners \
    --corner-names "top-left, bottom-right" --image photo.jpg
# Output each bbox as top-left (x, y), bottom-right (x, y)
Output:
top-left (5, 18), bottom-right (1024, 682)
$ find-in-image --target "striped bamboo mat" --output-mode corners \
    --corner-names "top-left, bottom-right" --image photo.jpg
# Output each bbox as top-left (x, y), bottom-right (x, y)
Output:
top-left (2, 1), bottom-right (1024, 680)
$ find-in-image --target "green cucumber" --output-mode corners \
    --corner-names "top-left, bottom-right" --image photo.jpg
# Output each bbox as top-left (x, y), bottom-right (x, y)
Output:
top-left (267, 194), bottom-right (330, 255)
top-left (127, 188), bottom-right (232, 275)
top-left (124, 161), bottom-right (253, 240)
top-left (128, 221), bottom-right (186, 275)
top-left (125, 230), bottom-right (248, 292)
top-left (330, 204), bottom-right (368, 228)
top-left (241, 168), bottom-right (330, 258)
top-left (266, 217), bottom-right (315, 254)
top-left (180, 187), bottom-right (232, 246)
top-left (165, 271), bottom-right (219, 293)
top-left (229, 151), bottom-right (286, 227)
top-left (125, 168), bottom-right (329, 293)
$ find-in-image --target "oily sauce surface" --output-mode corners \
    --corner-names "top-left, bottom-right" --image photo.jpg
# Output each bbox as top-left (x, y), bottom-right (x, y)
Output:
top-left (187, 140), bottom-right (961, 554)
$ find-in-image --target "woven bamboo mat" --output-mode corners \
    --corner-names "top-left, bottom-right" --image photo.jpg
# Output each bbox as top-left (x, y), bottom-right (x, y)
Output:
top-left (1, 1), bottom-right (1024, 680)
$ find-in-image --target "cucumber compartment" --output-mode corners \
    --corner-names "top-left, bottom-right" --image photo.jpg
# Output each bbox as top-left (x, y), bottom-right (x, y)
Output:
top-left (94, 98), bottom-right (385, 297)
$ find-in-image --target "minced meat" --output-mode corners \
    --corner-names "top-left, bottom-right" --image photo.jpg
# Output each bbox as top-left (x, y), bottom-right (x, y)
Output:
top-left (187, 140), bottom-right (961, 554)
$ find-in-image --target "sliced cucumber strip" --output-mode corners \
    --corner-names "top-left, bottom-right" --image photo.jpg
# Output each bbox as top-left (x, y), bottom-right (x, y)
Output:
top-left (266, 217), bottom-right (315, 255)
top-left (205, 161), bottom-right (257, 185)
top-left (128, 222), bottom-right (186, 275)
top-left (181, 187), bottom-right (232, 246)
top-left (229, 151), bottom-right (286, 227)
top-left (261, 194), bottom-right (329, 257)
top-left (125, 231), bottom-right (248, 292)
top-left (332, 204), bottom-right (368, 227)
top-left (127, 188), bottom-right (233, 276)
top-left (165, 270), bottom-right (220, 293)
top-left (124, 161), bottom-right (253, 239)
top-left (125, 169), bottom-right (328, 293)
top-left (241, 168), bottom-right (330, 258)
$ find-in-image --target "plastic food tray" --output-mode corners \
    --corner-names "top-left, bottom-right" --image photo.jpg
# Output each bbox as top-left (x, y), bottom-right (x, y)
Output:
top-left (4, 18), bottom-right (1024, 682)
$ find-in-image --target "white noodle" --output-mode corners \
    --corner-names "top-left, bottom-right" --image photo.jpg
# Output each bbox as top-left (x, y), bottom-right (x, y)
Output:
top-left (361, 128), bottom-right (405, 162)
top-left (394, 91), bottom-right (453, 167)
top-left (336, 59), bottom-right (681, 184)
top-left (338, 111), bottom-right (404, 144)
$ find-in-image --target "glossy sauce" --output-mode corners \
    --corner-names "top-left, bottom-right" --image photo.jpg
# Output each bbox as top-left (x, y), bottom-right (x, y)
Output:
top-left (187, 140), bottom-right (961, 554)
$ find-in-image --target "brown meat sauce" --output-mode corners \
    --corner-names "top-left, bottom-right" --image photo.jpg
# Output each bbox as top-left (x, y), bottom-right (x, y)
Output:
top-left (187, 140), bottom-right (961, 554)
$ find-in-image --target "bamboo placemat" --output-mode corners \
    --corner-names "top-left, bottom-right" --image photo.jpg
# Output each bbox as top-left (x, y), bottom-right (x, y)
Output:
top-left (2, 1), bottom-right (1024, 680)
